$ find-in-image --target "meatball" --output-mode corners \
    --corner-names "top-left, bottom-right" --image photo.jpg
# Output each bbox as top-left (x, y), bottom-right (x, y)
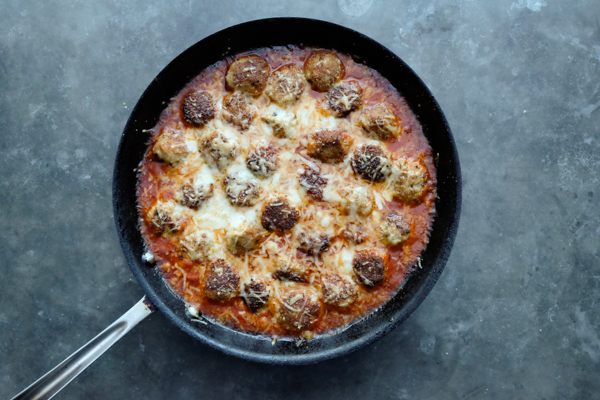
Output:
top-left (306, 129), bottom-right (353, 164)
top-left (304, 51), bottom-right (344, 92)
top-left (339, 185), bottom-right (373, 217)
top-left (261, 196), bottom-right (300, 234)
top-left (182, 91), bottom-right (216, 128)
top-left (180, 226), bottom-right (215, 261)
top-left (226, 221), bottom-right (265, 256)
top-left (262, 106), bottom-right (297, 138)
top-left (152, 128), bottom-right (189, 166)
top-left (226, 55), bottom-right (270, 96)
top-left (272, 258), bottom-right (311, 283)
top-left (298, 163), bottom-right (328, 201)
top-left (246, 143), bottom-right (279, 179)
top-left (342, 223), bottom-right (368, 244)
top-left (277, 289), bottom-right (321, 331)
top-left (222, 92), bottom-right (255, 130)
top-left (324, 81), bottom-right (363, 117)
top-left (198, 131), bottom-right (238, 170)
top-left (353, 249), bottom-right (386, 287)
top-left (148, 200), bottom-right (183, 235)
top-left (241, 278), bottom-right (270, 312)
top-left (297, 232), bottom-right (331, 256)
top-left (390, 159), bottom-right (428, 202)
top-left (322, 274), bottom-right (357, 307)
top-left (265, 64), bottom-right (307, 105)
top-left (359, 103), bottom-right (401, 140)
top-left (351, 144), bottom-right (392, 182)
top-left (176, 178), bottom-right (214, 209)
top-left (380, 211), bottom-right (411, 245)
top-left (204, 259), bottom-right (240, 301)
top-left (224, 170), bottom-right (261, 207)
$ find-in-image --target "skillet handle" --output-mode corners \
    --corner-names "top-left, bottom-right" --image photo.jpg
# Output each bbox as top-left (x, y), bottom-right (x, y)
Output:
top-left (11, 296), bottom-right (156, 400)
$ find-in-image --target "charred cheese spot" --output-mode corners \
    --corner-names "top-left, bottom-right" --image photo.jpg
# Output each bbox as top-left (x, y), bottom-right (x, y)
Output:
top-left (226, 55), bottom-right (270, 96)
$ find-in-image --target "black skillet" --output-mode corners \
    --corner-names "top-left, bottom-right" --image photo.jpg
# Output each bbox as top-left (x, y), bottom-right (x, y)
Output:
top-left (12, 17), bottom-right (461, 400)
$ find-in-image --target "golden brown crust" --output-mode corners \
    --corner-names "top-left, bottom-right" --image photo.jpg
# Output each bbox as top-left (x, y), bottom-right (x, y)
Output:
top-left (182, 91), bottom-right (216, 127)
top-left (204, 259), bottom-right (240, 300)
top-left (324, 81), bottom-right (363, 117)
top-left (265, 64), bottom-right (307, 105)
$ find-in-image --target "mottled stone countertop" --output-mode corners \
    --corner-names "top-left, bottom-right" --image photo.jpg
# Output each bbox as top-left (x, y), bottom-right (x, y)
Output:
top-left (2, 0), bottom-right (599, 399)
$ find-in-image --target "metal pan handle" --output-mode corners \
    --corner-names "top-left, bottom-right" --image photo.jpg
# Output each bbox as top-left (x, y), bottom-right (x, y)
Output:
top-left (11, 297), bottom-right (156, 400)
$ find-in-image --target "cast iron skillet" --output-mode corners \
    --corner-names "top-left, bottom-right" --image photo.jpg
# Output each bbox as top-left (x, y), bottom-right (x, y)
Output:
top-left (13, 17), bottom-right (461, 400)
top-left (114, 17), bottom-right (461, 363)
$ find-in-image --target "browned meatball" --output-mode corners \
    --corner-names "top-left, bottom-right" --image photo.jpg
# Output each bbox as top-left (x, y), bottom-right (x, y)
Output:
top-left (176, 179), bottom-right (214, 209)
top-left (322, 274), bottom-right (357, 307)
top-left (351, 144), bottom-right (392, 182)
top-left (298, 163), bottom-right (327, 201)
top-left (272, 258), bottom-right (311, 283)
top-left (297, 232), bottom-right (331, 256)
top-left (246, 143), bottom-right (279, 179)
top-left (261, 196), bottom-right (300, 234)
top-left (342, 223), bottom-right (368, 244)
top-left (390, 158), bottom-right (428, 202)
top-left (353, 249), bottom-right (386, 287)
top-left (277, 289), bottom-right (321, 331)
top-left (304, 51), bottom-right (344, 92)
top-left (359, 103), bottom-right (401, 140)
top-left (307, 129), bottom-right (353, 164)
top-left (148, 201), bottom-right (183, 235)
top-left (152, 128), bottom-right (189, 166)
top-left (222, 92), bottom-right (255, 130)
top-left (226, 222), bottom-right (264, 256)
top-left (324, 81), bottom-right (363, 117)
top-left (265, 64), bottom-right (307, 105)
top-left (224, 170), bottom-right (261, 207)
top-left (226, 55), bottom-right (270, 96)
top-left (182, 91), bottom-right (216, 127)
top-left (198, 131), bottom-right (238, 170)
top-left (380, 211), bottom-right (411, 245)
top-left (241, 278), bottom-right (270, 312)
top-left (204, 259), bottom-right (240, 301)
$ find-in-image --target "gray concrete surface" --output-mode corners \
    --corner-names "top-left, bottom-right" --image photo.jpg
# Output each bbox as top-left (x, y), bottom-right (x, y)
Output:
top-left (1, 0), bottom-right (599, 399)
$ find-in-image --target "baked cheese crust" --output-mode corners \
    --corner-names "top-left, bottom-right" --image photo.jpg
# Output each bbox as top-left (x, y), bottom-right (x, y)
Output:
top-left (136, 47), bottom-right (437, 339)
